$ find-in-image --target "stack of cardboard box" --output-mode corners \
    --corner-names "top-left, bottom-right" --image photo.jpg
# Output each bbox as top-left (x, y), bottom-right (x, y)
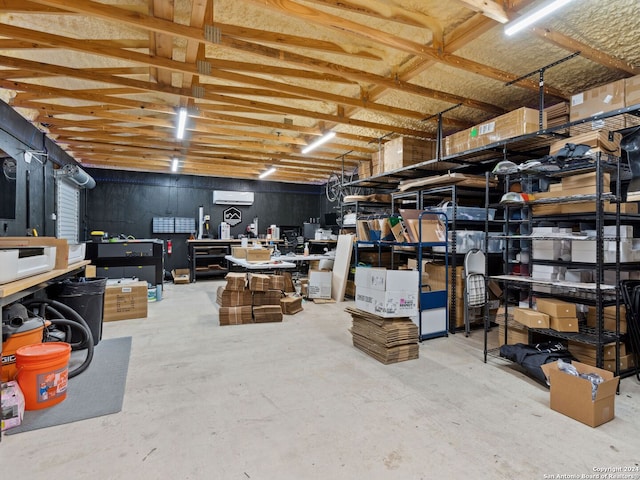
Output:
top-left (217, 272), bottom-right (286, 324)
top-left (249, 273), bottom-right (283, 323)
top-left (445, 107), bottom-right (546, 155)
top-left (346, 307), bottom-right (419, 364)
top-left (495, 305), bottom-right (528, 346)
top-left (532, 170), bottom-right (638, 216)
top-left (536, 298), bottom-right (579, 333)
top-left (586, 305), bottom-right (627, 334)
top-left (217, 272), bottom-right (253, 325)
top-left (568, 341), bottom-right (634, 372)
top-left (545, 102), bottom-right (570, 133)
top-left (381, 136), bottom-right (436, 173)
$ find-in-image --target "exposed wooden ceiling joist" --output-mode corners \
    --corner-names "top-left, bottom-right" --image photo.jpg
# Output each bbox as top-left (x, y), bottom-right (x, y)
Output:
top-left (0, 0), bottom-right (635, 184)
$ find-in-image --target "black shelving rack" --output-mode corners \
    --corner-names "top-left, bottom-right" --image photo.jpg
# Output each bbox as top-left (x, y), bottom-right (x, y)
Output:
top-left (354, 211), bottom-right (449, 341)
top-left (341, 103), bottom-right (640, 370)
top-left (486, 151), bottom-right (640, 378)
top-left (416, 184), bottom-right (503, 333)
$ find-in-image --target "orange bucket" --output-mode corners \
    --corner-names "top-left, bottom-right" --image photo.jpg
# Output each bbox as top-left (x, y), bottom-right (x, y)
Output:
top-left (1, 318), bottom-right (46, 382)
top-left (15, 343), bottom-right (71, 410)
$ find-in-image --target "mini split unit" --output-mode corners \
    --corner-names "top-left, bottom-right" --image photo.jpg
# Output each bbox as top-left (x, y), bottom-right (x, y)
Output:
top-left (213, 190), bottom-right (254, 205)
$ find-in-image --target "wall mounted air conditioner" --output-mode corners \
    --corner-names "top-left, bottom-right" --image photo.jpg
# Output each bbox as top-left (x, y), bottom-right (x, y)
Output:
top-left (213, 190), bottom-right (254, 205)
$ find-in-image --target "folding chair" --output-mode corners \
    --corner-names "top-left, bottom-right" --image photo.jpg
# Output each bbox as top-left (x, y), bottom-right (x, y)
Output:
top-left (464, 248), bottom-right (487, 337)
top-left (619, 280), bottom-right (640, 380)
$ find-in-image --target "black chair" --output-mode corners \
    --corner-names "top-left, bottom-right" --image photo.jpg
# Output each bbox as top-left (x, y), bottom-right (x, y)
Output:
top-left (620, 280), bottom-right (640, 380)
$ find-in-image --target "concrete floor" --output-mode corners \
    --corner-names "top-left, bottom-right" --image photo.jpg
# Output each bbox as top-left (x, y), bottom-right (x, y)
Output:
top-left (3, 279), bottom-right (640, 479)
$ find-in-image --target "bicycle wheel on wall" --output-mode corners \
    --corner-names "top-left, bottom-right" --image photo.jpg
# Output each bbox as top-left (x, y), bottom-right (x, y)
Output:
top-left (326, 172), bottom-right (342, 203)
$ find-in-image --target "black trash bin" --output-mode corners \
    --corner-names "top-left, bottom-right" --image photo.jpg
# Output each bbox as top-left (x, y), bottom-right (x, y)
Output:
top-left (50, 277), bottom-right (107, 346)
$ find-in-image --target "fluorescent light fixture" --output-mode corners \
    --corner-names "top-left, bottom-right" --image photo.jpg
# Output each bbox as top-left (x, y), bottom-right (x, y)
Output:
top-left (176, 107), bottom-right (188, 139)
top-left (302, 131), bottom-right (336, 154)
top-left (171, 157), bottom-right (179, 172)
top-left (259, 167), bottom-right (276, 179)
top-left (505, 0), bottom-right (574, 36)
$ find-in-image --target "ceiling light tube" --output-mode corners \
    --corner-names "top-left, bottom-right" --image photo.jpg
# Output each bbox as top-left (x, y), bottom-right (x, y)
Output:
top-left (504, 0), bottom-right (574, 36)
top-left (171, 158), bottom-right (179, 172)
top-left (302, 131), bottom-right (336, 154)
top-left (259, 167), bottom-right (276, 179)
top-left (176, 107), bottom-right (188, 140)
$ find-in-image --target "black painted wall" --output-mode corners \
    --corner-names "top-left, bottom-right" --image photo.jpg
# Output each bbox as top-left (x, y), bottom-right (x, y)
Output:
top-left (84, 169), bottom-right (329, 271)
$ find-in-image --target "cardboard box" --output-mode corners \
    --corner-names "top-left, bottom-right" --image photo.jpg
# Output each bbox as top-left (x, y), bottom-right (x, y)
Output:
top-left (382, 136), bottom-right (436, 172)
top-left (570, 80), bottom-right (625, 122)
top-left (498, 323), bottom-right (529, 346)
top-left (541, 361), bottom-right (619, 427)
top-left (549, 316), bottom-right (579, 332)
top-left (603, 354), bottom-right (635, 373)
top-left (0, 236), bottom-right (69, 270)
top-left (398, 210), bottom-right (445, 243)
top-left (371, 150), bottom-right (383, 176)
top-left (103, 280), bottom-right (148, 321)
top-left (246, 248), bottom-right (271, 263)
top-left (225, 272), bottom-right (247, 291)
top-left (446, 107), bottom-right (546, 155)
top-left (253, 305), bottom-right (283, 323)
top-left (561, 171), bottom-right (610, 191)
top-left (535, 298), bottom-right (576, 318)
top-left (532, 204), bottom-right (564, 216)
top-left (355, 267), bottom-right (419, 317)
top-left (531, 264), bottom-right (564, 282)
top-left (558, 201), bottom-right (637, 215)
top-left (252, 289), bottom-right (283, 306)
top-left (625, 74), bottom-right (640, 107)
top-left (216, 286), bottom-right (253, 307)
top-left (85, 264), bottom-right (97, 278)
top-left (308, 270), bottom-right (332, 299)
top-left (359, 159), bottom-right (371, 179)
top-left (248, 273), bottom-right (271, 292)
top-left (549, 130), bottom-right (622, 158)
top-left (354, 267), bottom-right (418, 292)
top-left (564, 269), bottom-right (593, 283)
top-left (571, 239), bottom-right (634, 263)
top-left (231, 246), bottom-right (248, 259)
top-left (586, 305), bottom-right (627, 333)
top-left (355, 287), bottom-right (419, 318)
top-left (568, 341), bottom-right (624, 361)
top-left (1, 381), bottom-right (25, 431)
top-left (513, 308), bottom-right (550, 328)
top-left (269, 275), bottom-right (285, 291)
top-left (171, 269), bottom-right (190, 284)
top-left (532, 240), bottom-right (566, 261)
top-left (219, 306), bottom-right (253, 326)
top-left (280, 295), bottom-right (303, 315)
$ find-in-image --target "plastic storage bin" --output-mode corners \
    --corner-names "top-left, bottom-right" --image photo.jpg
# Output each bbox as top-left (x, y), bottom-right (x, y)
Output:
top-left (430, 203), bottom-right (496, 221)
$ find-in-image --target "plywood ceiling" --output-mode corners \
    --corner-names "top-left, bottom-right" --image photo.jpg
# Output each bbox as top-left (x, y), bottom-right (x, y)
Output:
top-left (0, 0), bottom-right (638, 184)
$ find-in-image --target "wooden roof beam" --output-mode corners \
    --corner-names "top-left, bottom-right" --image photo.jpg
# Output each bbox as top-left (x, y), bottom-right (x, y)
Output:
top-left (244, 0), bottom-right (566, 98)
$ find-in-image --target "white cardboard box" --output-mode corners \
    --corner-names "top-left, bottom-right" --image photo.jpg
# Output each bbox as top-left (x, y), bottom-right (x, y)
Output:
top-left (354, 267), bottom-right (419, 318)
top-left (571, 240), bottom-right (633, 263)
top-left (354, 267), bottom-right (418, 292)
top-left (355, 287), bottom-right (419, 318)
top-left (308, 270), bottom-right (332, 299)
top-left (532, 264), bottom-right (565, 281)
top-left (565, 269), bottom-right (593, 283)
top-left (532, 240), bottom-right (570, 261)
